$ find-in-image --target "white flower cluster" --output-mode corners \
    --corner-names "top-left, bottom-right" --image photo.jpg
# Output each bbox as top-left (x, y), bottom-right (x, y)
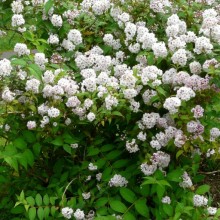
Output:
top-left (27, 121), bottom-right (37, 130)
top-left (1, 87), bottom-right (15, 102)
top-left (163, 97), bottom-right (181, 114)
top-left (179, 172), bottom-right (193, 188)
top-left (34, 53), bottom-right (48, 69)
top-left (191, 105), bottom-right (204, 119)
top-left (141, 151), bottom-right (170, 176)
top-left (126, 139), bottom-right (139, 153)
top-left (176, 86), bottom-right (195, 101)
top-left (51, 14), bottom-right (63, 27)
top-left (47, 34), bottom-right (59, 45)
top-left (11, 0), bottom-right (24, 14)
top-left (207, 207), bottom-right (217, 215)
top-left (62, 207), bottom-right (74, 219)
top-left (14, 43), bottom-right (30, 56)
top-left (161, 196), bottom-right (171, 204)
top-left (62, 207), bottom-right (85, 220)
top-left (210, 127), bottom-right (220, 141)
top-left (109, 174), bottom-right (128, 187)
top-left (193, 195), bottom-right (208, 207)
top-left (103, 34), bottom-right (121, 50)
top-left (150, 0), bottom-right (171, 13)
top-left (0, 59), bottom-right (13, 77)
top-left (12, 14), bottom-right (25, 27)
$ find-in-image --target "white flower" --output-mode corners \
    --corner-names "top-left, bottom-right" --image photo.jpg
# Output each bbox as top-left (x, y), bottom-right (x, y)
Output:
top-left (62, 207), bottom-right (74, 219)
top-left (193, 195), bottom-right (208, 207)
top-left (67, 29), bottom-right (82, 45)
top-left (12, 14), bottom-right (25, 27)
top-left (51, 14), bottom-right (63, 27)
top-left (0, 59), bottom-right (12, 77)
top-left (14, 43), bottom-right (30, 56)
top-left (162, 196), bottom-right (171, 204)
top-left (109, 174), bottom-right (128, 187)
top-left (87, 112), bottom-right (96, 122)
top-left (74, 209), bottom-right (85, 220)
top-left (82, 192), bottom-right (91, 200)
top-left (88, 163), bottom-right (97, 171)
top-left (140, 163), bottom-right (157, 176)
top-left (47, 107), bottom-right (60, 118)
top-left (27, 121), bottom-right (37, 130)
top-left (207, 207), bottom-right (217, 215)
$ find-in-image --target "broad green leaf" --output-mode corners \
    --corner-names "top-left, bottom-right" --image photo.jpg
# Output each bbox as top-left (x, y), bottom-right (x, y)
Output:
top-left (167, 168), bottom-right (183, 182)
top-left (35, 194), bottom-right (42, 206)
top-left (113, 160), bottom-right (129, 168)
top-left (63, 144), bottom-right (72, 154)
top-left (26, 196), bottom-right (35, 206)
top-left (44, 0), bottom-right (54, 14)
top-left (11, 58), bottom-right (27, 66)
top-left (37, 207), bottom-right (44, 220)
top-left (95, 197), bottom-right (109, 208)
top-left (110, 200), bottom-right (127, 213)
top-left (163, 204), bottom-right (173, 217)
top-left (44, 207), bottom-right (50, 219)
top-left (13, 138), bottom-right (27, 150)
top-left (43, 194), bottom-right (50, 206)
top-left (120, 188), bottom-right (136, 203)
top-left (123, 212), bottom-right (136, 220)
top-left (135, 199), bottom-right (149, 217)
top-left (195, 184), bottom-right (210, 195)
top-left (28, 207), bottom-right (36, 220)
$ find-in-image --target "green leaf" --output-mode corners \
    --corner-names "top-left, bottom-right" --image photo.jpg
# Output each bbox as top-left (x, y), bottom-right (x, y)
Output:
top-left (44, 0), bottom-right (54, 14)
top-left (110, 200), bottom-right (127, 213)
top-left (95, 198), bottom-right (109, 208)
top-left (43, 194), bottom-right (49, 206)
top-left (44, 207), bottom-right (50, 219)
top-left (51, 136), bottom-right (63, 146)
top-left (51, 206), bottom-right (58, 216)
top-left (156, 185), bottom-right (165, 200)
top-left (33, 143), bottom-right (41, 156)
top-left (176, 150), bottom-right (184, 159)
top-left (11, 58), bottom-right (27, 66)
top-left (37, 207), bottom-right (44, 220)
top-left (13, 138), bottom-right (27, 150)
top-left (113, 159), bottom-right (129, 168)
top-left (167, 168), bottom-right (183, 182)
top-left (23, 149), bottom-right (35, 167)
top-left (63, 144), bottom-right (72, 154)
top-left (26, 196), bottom-right (35, 206)
top-left (123, 212), bottom-right (136, 220)
top-left (22, 131), bottom-right (36, 143)
top-left (120, 188), bottom-right (136, 203)
top-left (135, 199), bottom-right (149, 217)
top-left (106, 150), bottom-right (122, 160)
top-left (195, 184), bottom-right (210, 195)
top-left (35, 194), bottom-right (42, 206)
top-left (163, 204), bottom-right (173, 217)
top-left (87, 147), bottom-right (99, 156)
top-left (112, 111), bottom-right (124, 118)
top-left (28, 207), bottom-right (36, 220)
top-left (95, 216), bottom-right (116, 220)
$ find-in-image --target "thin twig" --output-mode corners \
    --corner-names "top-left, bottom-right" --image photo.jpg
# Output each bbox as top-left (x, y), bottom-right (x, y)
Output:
top-left (61, 178), bottom-right (76, 206)
top-left (199, 170), bottom-right (220, 175)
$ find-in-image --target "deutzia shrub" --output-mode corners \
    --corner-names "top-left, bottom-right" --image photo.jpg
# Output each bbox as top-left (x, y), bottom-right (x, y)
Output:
top-left (0, 0), bottom-right (220, 219)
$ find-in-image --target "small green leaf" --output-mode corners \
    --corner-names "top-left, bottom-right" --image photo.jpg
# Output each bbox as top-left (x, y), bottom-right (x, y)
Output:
top-left (95, 197), bottom-right (109, 208)
top-left (120, 188), bottom-right (137, 203)
top-left (163, 204), bottom-right (173, 217)
top-left (123, 212), bottom-right (136, 220)
top-left (135, 199), bottom-right (149, 217)
top-left (43, 194), bottom-right (50, 206)
top-left (110, 200), bottom-right (127, 213)
top-left (37, 207), bottom-right (44, 220)
top-left (13, 138), bottom-right (27, 150)
top-left (26, 196), bottom-right (35, 206)
top-left (44, 207), bottom-right (50, 219)
top-left (36, 194), bottom-right (42, 206)
top-left (28, 207), bottom-right (36, 220)
top-left (195, 184), bottom-right (210, 195)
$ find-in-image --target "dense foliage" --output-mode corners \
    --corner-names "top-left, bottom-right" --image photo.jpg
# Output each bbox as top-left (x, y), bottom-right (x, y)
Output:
top-left (0, 0), bottom-right (220, 219)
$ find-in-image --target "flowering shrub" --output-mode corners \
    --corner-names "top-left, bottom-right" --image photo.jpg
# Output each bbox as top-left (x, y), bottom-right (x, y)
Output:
top-left (0, 0), bottom-right (220, 219)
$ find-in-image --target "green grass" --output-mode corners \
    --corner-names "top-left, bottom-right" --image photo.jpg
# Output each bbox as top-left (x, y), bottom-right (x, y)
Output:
top-left (0, 31), bottom-right (23, 53)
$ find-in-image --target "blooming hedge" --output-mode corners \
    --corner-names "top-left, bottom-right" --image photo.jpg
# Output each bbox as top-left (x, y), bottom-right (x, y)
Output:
top-left (0, 0), bottom-right (220, 219)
